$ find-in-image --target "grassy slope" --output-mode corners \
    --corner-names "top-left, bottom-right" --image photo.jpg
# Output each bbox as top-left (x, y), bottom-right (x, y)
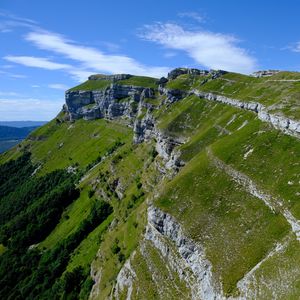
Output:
top-left (163, 71), bottom-right (300, 120)
top-left (27, 116), bottom-right (159, 298)
top-left (197, 71), bottom-right (300, 120)
top-left (15, 117), bottom-right (131, 175)
top-left (1, 70), bottom-right (300, 299)
top-left (68, 80), bottom-right (111, 91)
top-left (69, 75), bottom-right (158, 91)
top-left (156, 151), bottom-right (289, 295)
top-left (153, 94), bottom-right (300, 296)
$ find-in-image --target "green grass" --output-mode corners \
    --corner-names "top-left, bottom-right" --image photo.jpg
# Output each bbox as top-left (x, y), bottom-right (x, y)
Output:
top-left (23, 117), bottom-right (132, 175)
top-left (0, 244), bottom-right (6, 255)
top-left (143, 97), bottom-right (161, 106)
top-left (90, 202), bottom-right (147, 299)
top-left (243, 235), bottom-right (300, 299)
top-left (166, 74), bottom-right (210, 91)
top-left (127, 240), bottom-right (191, 299)
top-left (39, 188), bottom-right (94, 249)
top-left (1, 68), bottom-right (300, 299)
top-left (212, 117), bottom-right (300, 219)
top-left (197, 71), bottom-right (300, 120)
top-left (66, 214), bottom-right (113, 272)
top-left (68, 80), bottom-right (111, 91)
top-left (155, 151), bottom-right (289, 295)
top-left (68, 75), bottom-right (158, 91)
top-left (118, 76), bottom-right (158, 88)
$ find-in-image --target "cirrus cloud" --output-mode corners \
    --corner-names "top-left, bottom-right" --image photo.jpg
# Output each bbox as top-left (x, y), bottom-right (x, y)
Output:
top-left (4, 30), bottom-right (169, 81)
top-left (4, 55), bottom-right (70, 70)
top-left (23, 30), bottom-right (169, 78)
top-left (139, 23), bottom-right (257, 74)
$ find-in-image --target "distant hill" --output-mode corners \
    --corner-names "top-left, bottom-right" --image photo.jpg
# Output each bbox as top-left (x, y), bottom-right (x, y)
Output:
top-left (0, 121), bottom-right (47, 128)
top-left (0, 125), bottom-right (40, 153)
top-left (0, 125), bottom-right (36, 140)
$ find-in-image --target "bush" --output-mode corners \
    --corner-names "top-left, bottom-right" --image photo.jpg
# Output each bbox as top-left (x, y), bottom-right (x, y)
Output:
top-left (88, 189), bottom-right (95, 198)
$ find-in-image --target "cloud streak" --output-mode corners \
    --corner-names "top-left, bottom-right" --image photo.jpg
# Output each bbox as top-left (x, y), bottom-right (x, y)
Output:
top-left (4, 29), bottom-right (169, 81)
top-left (48, 83), bottom-right (69, 90)
top-left (291, 42), bottom-right (300, 52)
top-left (139, 23), bottom-right (257, 74)
top-left (24, 31), bottom-right (169, 78)
top-left (4, 56), bottom-right (70, 70)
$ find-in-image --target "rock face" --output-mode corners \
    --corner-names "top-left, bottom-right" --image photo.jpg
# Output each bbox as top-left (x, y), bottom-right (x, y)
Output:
top-left (167, 68), bottom-right (227, 80)
top-left (145, 206), bottom-right (223, 300)
top-left (252, 70), bottom-right (280, 78)
top-left (64, 69), bottom-right (300, 180)
top-left (158, 86), bottom-right (187, 104)
top-left (113, 205), bottom-right (223, 300)
top-left (167, 68), bottom-right (209, 80)
top-left (88, 74), bottom-right (133, 81)
top-left (65, 84), bottom-right (155, 121)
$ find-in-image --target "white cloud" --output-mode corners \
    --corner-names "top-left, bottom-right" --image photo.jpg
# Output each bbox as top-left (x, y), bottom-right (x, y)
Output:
top-left (4, 55), bottom-right (70, 70)
top-left (0, 97), bottom-right (63, 121)
top-left (48, 83), bottom-right (69, 90)
top-left (0, 91), bottom-right (22, 96)
top-left (3, 55), bottom-right (92, 81)
top-left (164, 51), bottom-right (177, 58)
top-left (4, 30), bottom-right (169, 81)
top-left (0, 11), bottom-right (39, 33)
top-left (139, 23), bottom-right (257, 74)
top-left (24, 30), bottom-right (169, 77)
top-left (292, 42), bottom-right (300, 52)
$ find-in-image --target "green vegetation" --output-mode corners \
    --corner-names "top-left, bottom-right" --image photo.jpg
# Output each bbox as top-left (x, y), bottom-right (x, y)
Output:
top-left (197, 71), bottom-right (300, 119)
top-left (166, 73), bottom-right (209, 90)
top-left (68, 75), bottom-right (158, 91)
top-left (8, 116), bottom-right (132, 175)
top-left (118, 75), bottom-right (158, 88)
top-left (1, 69), bottom-right (300, 299)
top-left (0, 152), bottom-right (113, 299)
top-left (156, 151), bottom-right (289, 295)
top-left (68, 79), bottom-right (111, 91)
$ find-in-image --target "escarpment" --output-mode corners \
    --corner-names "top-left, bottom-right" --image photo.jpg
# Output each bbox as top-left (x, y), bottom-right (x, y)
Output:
top-left (3, 68), bottom-right (299, 300)
top-left (65, 69), bottom-right (300, 142)
top-left (65, 84), bottom-right (155, 121)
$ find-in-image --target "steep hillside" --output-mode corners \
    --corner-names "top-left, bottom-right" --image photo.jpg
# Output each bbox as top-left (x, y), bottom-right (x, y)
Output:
top-left (0, 68), bottom-right (300, 300)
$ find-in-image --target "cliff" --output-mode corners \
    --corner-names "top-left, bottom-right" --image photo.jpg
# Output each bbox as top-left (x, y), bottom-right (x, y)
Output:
top-left (1, 68), bottom-right (300, 300)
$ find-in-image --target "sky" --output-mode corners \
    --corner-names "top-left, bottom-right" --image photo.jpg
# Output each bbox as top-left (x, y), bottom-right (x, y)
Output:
top-left (1, 0), bottom-right (300, 121)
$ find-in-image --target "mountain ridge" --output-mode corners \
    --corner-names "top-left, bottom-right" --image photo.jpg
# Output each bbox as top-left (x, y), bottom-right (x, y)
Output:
top-left (0, 67), bottom-right (299, 299)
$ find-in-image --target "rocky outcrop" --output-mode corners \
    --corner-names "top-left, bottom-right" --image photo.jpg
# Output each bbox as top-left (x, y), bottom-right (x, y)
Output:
top-left (114, 252), bottom-right (136, 300)
top-left (158, 86), bottom-right (187, 104)
top-left (167, 68), bottom-right (227, 80)
top-left (65, 84), bottom-right (155, 121)
top-left (133, 111), bottom-right (155, 144)
top-left (193, 90), bottom-right (300, 139)
top-left (252, 70), bottom-right (280, 78)
top-left (145, 206), bottom-right (224, 300)
top-left (133, 112), bottom-right (185, 172)
top-left (154, 131), bottom-right (185, 171)
top-left (168, 68), bottom-right (209, 80)
top-left (88, 74), bottom-right (133, 81)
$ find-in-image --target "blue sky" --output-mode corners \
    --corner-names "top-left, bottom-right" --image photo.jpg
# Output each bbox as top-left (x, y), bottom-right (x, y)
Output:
top-left (1, 0), bottom-right (300, 120)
